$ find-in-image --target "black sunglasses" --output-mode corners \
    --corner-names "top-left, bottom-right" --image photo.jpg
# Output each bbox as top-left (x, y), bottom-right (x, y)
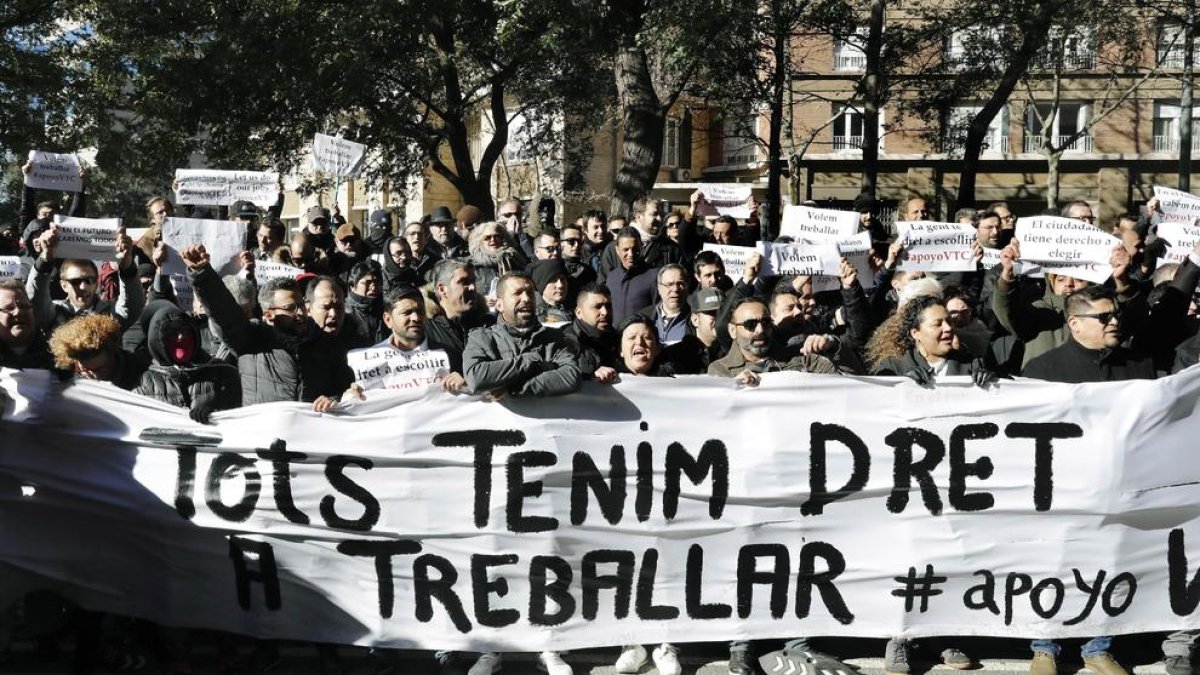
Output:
top-left (733, 317), bottom-right (773, 332)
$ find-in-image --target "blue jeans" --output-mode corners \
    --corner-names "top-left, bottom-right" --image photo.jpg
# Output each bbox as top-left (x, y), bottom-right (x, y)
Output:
top-left (1031, 636), bottom-right (1112, 658)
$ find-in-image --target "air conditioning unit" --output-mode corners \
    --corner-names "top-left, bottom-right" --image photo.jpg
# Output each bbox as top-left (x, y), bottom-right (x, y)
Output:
top-left (671, 168), bottom-right (693, 182)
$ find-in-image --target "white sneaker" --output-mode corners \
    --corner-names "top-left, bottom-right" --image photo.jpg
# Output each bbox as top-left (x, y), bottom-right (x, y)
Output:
top-left (653, 644), bottom-right (682, 675)
top-left (615, 644), bottom-right (649, 673)
top-left (468, 652), bottom-right (502, 675)
top-left (538, 651), bottom-right (573, 675)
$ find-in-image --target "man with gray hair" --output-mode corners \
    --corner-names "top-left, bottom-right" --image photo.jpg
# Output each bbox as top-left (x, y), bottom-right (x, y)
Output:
top-left (636, 263), bottom-right (691, 345)
top-left (424, 258), bottom-right (493, 368)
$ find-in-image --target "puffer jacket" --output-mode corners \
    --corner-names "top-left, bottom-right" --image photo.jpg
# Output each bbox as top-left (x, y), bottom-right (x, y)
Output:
top-left (135, 302), bottom-right (241, 416)
top-left (190, 265), bottom-right (352, 404)
top-left (462, 320), bottom-right (582, 397)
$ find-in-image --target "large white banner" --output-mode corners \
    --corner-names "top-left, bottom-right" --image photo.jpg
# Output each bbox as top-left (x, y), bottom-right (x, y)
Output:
top-left (4, 372), bottom-right (1200, 649)
top-left (696, 184), bottom-right (753, 220)
top-left (780, 205), bottom-right (860, 241)
top-left (1154, 185), bottom-right (1200, 225)
top-left (24, 150), bottom-right (82, 192)
top-left (175, 170), bottom-right (278, 207)
top-left (1016, 216), bottom-right (1119, 284)
top-left (313, 133), bottom-right (367, 179)
top-left (895, 221), bottom-right (977, 272)
top-left (51, 215), bottom-right (121, 260)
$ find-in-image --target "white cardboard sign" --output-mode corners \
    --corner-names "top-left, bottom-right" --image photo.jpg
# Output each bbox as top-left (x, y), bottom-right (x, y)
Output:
top-left (895, 221), bottom-right (978, 272)
top-left (313, 133), bottom-right (367, 179)
top-left (757, 240), bottom-right (841, 277)
top-left (51, 216), bottom-right (121, 261)
top-left (175, 169), bottom-right (278, 207)
top-left (780, 205), bottom-right (860, 241)
top-left (1016, 216), bottom-right (1119, 284)
top-left (25, 150), bottom-right (82, 192)
top-left (346, 345), bottom-right (451, 391)
top-left (696, 184), bottom-right (753, 219)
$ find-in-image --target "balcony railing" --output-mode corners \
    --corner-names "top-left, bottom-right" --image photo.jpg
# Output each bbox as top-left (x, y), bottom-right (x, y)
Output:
top-left (1035, 52), bottom-right (1096, 70)
top-left (1154, 134), bottom-right (1200, 152)
top-left (834, 53), bottom-right (867, 71)
top-left (832, 135), bottom-right (864, 152)
top-left (724, 148), bottom-right (762, 165)
top-left (982, 136), bottom-right (1009, 153)
top-left (1024, 135), bottom-right (1094, 153)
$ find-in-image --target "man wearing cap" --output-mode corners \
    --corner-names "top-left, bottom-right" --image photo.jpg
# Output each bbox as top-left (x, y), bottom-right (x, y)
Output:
top-left (428, 206), bottom-right (468, 259)
top-left (853, 192), bottom-right (888, 243)
top-left (636, 263), bottom-right (690, 345)
top-left (530, 259), bottom-right (572, 326)
top-left (305, 205), bottom-right (336, 256)
top-left (668, 286), bottom-right (725, 373)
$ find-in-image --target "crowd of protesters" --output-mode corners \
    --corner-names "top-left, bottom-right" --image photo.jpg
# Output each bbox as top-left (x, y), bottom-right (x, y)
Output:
top-left (2, 156), bottom-right (1199, 675)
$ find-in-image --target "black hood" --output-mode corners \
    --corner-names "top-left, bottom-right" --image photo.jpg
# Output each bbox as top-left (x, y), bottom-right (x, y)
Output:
top-left (145, 301), bottom-right (198, 366)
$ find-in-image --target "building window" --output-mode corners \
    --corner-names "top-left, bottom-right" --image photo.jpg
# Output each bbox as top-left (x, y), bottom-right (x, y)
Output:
top-left (831, 104), bottom-right (884, 153)
top-left (945, 105), bottom-right (1009, 154)
top-left (663, 117), bottom-right (679, 168)
top-left (1024, 103), bottom-right (1093, 153)
top-left (723, 114), bottom-right (761, 165)
top-left (1158, 22), bottom-right (1199, 69)
top-left (944, 26), bottom-right (1003, 69)
top-left (833, 27), bottom-right (869, 72)
top-left (1153, 102), bottom-right (1200, 152)
top-left (1037, 26), bottom-right (1095, 70)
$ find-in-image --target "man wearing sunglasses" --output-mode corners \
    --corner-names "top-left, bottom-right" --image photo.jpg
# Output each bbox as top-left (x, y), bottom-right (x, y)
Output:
top-left (1022, 285), bottom-right (1155, 383)
top-left (707, 298), bottom-right (839, 383)
top-left (26, 223), bottom-right (144, 332)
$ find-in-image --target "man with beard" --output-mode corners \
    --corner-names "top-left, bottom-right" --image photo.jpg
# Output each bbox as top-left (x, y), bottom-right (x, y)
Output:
top-left (182, 245), bottom-right (351, 411)
top-left (462, 273), bottom-right (581, 399)
top-left (403, 221), bottom-right (443, 281)
top-left (381, 236), bottom-right (423, 296)
top-left (564, 283), bottom-right (620, 381)
top-left (708, 298), bottom-right (839, 382)
top-left (581, 210), bottom-right (609, 272)
top-left (557, 224), bottom-right (597, 295)
top-left (424, 259), bottom-right (493, 373)
top-left (428, 206), bottom-right (469, 259)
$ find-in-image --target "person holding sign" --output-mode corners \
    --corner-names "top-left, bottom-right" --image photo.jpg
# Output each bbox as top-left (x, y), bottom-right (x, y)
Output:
top-left (870, 294), bottom-right (996, 388)
top-left (19, 159), bottom-right (88, 257)
top-left (26, 224), bottom-right (144, 333)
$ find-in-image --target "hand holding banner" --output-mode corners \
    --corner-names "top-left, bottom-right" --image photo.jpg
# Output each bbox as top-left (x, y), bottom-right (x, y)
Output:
top-left (1155, 223), bottom-right (1200, 265)
top-left (895, 221), bottom-right (978, 272)
top-left (347, 346), bottom-right (451, 391)
top-left (757, 240), bottom-right (841, 277)
top-left (702, 243), bottom-right (757, 279)
top-left (1016, 216), bottom-right (1120, 284)
top-left (51, 216), bottom-right (121, 261)
top-left (313, 134), bottom-right (367, 179)
top-left (1153, 185), bottom-right (1200, 225)
top-left (25, 150), bottom-right (82, 192)
top-left (254, 260), bottom-right (304, 285)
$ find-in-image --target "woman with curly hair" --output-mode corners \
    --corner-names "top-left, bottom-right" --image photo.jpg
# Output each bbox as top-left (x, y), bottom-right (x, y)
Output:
top-left (49, 313), bottom-right (144, 388)
top-left (871, 294), bottom-right (995, 387)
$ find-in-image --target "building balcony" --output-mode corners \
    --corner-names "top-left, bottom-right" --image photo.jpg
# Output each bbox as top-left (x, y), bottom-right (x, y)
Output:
top-left (832, 135), bottom-right (864, 152)
top-left (1154, 134), bottom-right (1200, 152)
top-left (1023, 134), bottom-right (1093, 154)
top-left (834, 54), bottom-right (867, 71)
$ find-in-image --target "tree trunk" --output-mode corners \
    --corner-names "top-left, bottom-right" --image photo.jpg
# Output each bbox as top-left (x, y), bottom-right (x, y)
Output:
top-left (765, 0), bottom-right (787, 240)
top-left (1181, 0), bottom-right (1195, 192)
top-left (1046, 149), bottom-right (1062, 208)
top-left (610, 44), bottom-right (664, 217)
top-left (860, 0), bottom-right (886, 198)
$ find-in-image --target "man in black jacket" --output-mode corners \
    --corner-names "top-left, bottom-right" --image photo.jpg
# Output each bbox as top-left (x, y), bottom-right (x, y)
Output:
top-left (563, 282), bottom-right (619, 381)
top-left (424, 259), bottom-right (494, 368)
top-left (1023, 285), bottom-right (1155, 384)
top-left (180, 245), bottom-right (352, 411)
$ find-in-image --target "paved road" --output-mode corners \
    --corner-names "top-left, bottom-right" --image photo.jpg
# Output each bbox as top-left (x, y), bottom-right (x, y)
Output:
top-left (1, 635), bottom-right (1178, 675)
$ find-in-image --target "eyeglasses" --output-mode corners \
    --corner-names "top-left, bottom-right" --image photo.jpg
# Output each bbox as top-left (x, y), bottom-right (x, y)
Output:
top-left (1073, 310), bottom-right (1119, 324)
top-left (733, 317), bottom-right (773, 332)
top-left (64, 276), bottom-right (97, 287)
top-left (268, 304), bottom-right (304, 315)
top-left (561, 238), bottom-right (582, 246)
top-left (659, 281), bottom-right (687, 288)
top-left (483, 233), bottom-right (504, 241)
top-left (0, 301), bottom-right (32, 315)
top-left (1076, 215), bottom-right (1096, 223)
top-left (538, 244), bottom-right (560, 252)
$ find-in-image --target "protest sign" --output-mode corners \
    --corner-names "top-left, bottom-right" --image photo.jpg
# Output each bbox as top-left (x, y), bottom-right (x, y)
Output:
top-left (175, 169), bottom-right (278, 208)
top-left (780, 205), bottom-right (860, 241)
top-left (696, 184), bottom-right (752, 219)
top-left (51, 216), bottom-right (121, 261)
top-left (1155, 223), bottom-right (1200, 265)
top-left (757, 240), bottom-right (841, 277)
top-left (254, 260), bottom-right (304, 285)
top-left (0, 257), bottom-right (22, 280)
top-left (702, 243), bottom-right (757, 280)
top-left (313, 133), bottom-right (367, 179)
top-left (895, 221), bottom-right (978, 272)
top-left (347, 346), bottom-right (451, 391)
top-left (3, 371), bottom-right (1200, 651)
top-left (1016, 216), bottom-right (1120, 284)
top-left (24, 150), bottom-right (82, 192)
top-left (1154, 185), bottom-right (1200, 225)
top-left (161, 218), bottom-right (247, 307)
top-left (980, 247), bottom-right (1003, 269)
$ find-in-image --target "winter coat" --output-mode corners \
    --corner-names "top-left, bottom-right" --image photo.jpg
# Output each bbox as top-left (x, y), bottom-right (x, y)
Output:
top-left (707, 345), bottom-right (838, 378)
top-left (1023, 338), bottom-right (1156, 383)
top-left (135, 302), bottom-right (241, 415)
top-left (27, 256), bottom-right (145, 332)
top-left (424, 310), bottom-right (493, 375)
top-left (562, 320), bottom-right (619, 377)
top-left (462, 320), bottom-right (582, 397)
top-left (606, 263), bottom-right (658, 325)
top-left (872, 348), bottom-right (979, 380)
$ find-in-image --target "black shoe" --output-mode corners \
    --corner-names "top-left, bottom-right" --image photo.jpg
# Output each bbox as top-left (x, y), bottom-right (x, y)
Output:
top-left (730, 650), bottom-right (757, 675)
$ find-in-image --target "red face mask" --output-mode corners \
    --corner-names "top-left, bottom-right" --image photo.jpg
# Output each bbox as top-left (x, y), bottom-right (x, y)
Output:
top-left (165, 330), bottom-right (197, 365)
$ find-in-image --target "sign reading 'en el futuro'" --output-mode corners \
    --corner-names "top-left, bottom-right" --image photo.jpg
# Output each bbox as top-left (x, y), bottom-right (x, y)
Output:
top-left (175, 169), bottom-right (278, 208)
top-left (1016, 216), bottom-right (1119, 284)
top-left (312, 134), bottom-right (367, 179)
top-left (51, 215), bottom-right (122, 261)
top-left (6, 371), bottom-right (1200, 651)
